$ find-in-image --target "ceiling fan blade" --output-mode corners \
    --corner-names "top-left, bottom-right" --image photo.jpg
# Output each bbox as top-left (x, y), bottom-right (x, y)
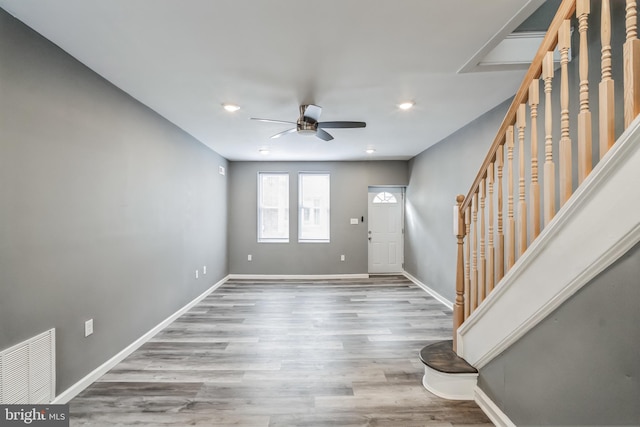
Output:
top-left (318, 121), bottom-right (367, 129)
top-left (251, 118), bottom-right (296, 125)
top-left (302, 104), bottom-right (322, 122)
top-left (316, 128), bottom-right (334, 141)
top-left (270, 128), bottom-right (298, 139)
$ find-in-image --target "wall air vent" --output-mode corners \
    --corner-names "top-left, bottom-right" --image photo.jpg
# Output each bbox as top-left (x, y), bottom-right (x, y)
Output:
top-left (0, 329), bottom-right (56, 404)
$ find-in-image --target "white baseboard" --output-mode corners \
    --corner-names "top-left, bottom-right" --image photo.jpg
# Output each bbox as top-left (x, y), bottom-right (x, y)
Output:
top-left (474, 386), bottom-right (516, 427)
top-left (52, 275), bottom-right (229, 404)
top-left (404, 272), bottom-right (453, 310)
top-left (228, 273), bottom-right (369, 280)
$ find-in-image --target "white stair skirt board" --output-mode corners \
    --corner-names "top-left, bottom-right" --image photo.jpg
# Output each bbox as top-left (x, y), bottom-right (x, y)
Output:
top-left (422, 365), bottom-right (478, 401)
top-left (52, 275), bottom-right (229, 404)
top-left (474, 386), bottom-right (516, 427)
top-left (228, 274), bottom-right (369, 280)
top-left (457, 116), bottom-right (640, 369)
top-left (404, 272), bottom-right (453, 310)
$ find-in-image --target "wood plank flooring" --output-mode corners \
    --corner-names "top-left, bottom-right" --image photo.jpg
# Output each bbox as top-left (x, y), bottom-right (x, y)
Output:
top-left (70, 276), bottom-right (493, 426)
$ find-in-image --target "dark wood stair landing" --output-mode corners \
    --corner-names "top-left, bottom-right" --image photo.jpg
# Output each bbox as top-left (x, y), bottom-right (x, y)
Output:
top-left (419, 340), bottom-right (477, 374)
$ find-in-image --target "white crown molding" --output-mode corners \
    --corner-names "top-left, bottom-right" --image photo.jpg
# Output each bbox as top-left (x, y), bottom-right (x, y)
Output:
top-left (52, 275), bottom-right (229, 404)
top-left (457, 117), bottom-right (640, 368)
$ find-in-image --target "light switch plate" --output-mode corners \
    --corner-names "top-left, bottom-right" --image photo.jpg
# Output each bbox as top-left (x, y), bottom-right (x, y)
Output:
top-left (350, 218), bottom-right (359, 225)
top-left (85, 319), bottom-right (93, 337)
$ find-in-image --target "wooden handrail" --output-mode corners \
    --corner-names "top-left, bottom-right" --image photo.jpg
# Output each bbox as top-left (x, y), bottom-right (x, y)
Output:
top-left (461, 0), bottom-right (577, 213)
top-left (453, 0), bottom-right (640, 352)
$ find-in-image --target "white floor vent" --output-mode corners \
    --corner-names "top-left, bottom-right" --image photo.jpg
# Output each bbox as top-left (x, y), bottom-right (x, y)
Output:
top-left (0, 329), bottom-right (56, 404)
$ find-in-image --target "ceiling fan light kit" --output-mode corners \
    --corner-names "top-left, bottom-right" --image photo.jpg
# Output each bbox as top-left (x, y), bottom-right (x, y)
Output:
top-left (251, 104), bottom-right (366, 142)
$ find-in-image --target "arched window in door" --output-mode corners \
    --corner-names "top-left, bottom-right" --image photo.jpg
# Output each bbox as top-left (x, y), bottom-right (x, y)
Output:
top-left (372, 191), bottom-right (398, 204)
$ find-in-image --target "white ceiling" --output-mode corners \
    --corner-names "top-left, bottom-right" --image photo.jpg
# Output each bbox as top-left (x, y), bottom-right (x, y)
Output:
top-left (0, 0), bottom-right (546, 161)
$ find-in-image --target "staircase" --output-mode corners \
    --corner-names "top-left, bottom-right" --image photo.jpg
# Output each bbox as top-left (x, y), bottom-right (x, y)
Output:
top-left (421, 0), bottom-right (640, 424)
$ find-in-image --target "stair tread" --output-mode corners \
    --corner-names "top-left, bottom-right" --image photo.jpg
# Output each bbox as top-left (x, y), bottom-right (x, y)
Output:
top-left (419, 340), bottom-right (478, 374)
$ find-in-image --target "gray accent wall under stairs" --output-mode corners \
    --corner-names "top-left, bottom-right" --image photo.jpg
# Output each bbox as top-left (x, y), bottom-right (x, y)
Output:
top-left (478, 241), bottom-right (640, 426)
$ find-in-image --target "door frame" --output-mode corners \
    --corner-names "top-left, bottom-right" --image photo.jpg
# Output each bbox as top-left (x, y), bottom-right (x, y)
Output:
top-left (367, 186), bottom-right (405, 274)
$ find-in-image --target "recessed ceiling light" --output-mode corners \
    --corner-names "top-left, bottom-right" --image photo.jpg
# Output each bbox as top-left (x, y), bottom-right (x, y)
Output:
top-left (398, 101), bottom-right (415, 110)
top-left (259, 148), bottom-right (270, 155)
top-left (365, 148), bottom-right (376, 154)
top-left (223, 103), bottom-right (240, 112)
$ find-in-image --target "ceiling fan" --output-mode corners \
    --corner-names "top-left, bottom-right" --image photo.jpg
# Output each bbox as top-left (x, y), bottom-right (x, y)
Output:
top-left (251, 104), bottom-right (366, 141)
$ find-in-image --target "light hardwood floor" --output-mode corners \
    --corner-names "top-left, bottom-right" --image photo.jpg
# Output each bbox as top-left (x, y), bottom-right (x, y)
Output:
top-left (70, 276), bottom-right (492, 426)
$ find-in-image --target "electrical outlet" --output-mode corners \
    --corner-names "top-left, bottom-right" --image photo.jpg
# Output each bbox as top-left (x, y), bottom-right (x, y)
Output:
top-left (85, 319), bottom-right (93, 337)
top-left (203, 265), bottom-right (207, 275)
top-left (195, 269), bottom-right (199, 279)
top-left (341, 254), bottom-right (345, 261)
top-left (248, 254), bottom-right (252, 261)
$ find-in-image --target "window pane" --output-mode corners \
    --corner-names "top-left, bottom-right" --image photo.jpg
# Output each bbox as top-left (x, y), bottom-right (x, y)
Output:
top-left (373, 191), bottom-right (398, 204)
top-left (299, 173), bottom-right (330, 242)
top-left (258, 173), bottom-right (289, 242)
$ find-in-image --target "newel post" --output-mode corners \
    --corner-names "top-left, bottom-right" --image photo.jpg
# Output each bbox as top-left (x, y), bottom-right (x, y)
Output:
top-left (453, 194), bottom-right (466, 353)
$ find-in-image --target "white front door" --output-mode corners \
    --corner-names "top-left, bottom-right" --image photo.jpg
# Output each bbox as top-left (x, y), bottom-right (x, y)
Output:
top-left (368, 188), bottom-right (404, 273)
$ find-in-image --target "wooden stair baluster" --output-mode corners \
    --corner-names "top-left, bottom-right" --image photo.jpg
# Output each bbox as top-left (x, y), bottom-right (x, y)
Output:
top-left (479, 178), bottom-right (486, 304)
top-left (506, 126), bottom-right (516, 270)
top-left (529, 79), bottom-right (541, 239)
top-left (543, 51), bottom-right (556, 226)
top-left (453, 194), bottom-right (465, 351)
top-left (496, 144), bottom-right (505, 282)
top-left (559, 20), bottom-right (573, 206)
top-left (464, 205), bottom-right (471, 319)
top-left (471, 192), bottom-right (478, 312)
top-left (487, 162), bottom-right (495, 294)
top-left (577, 0), bottom-right (593, 184)
top-left (625, 0), bottom-right (640, 127)
top-left (517, 104), bottom-right (528, 257)
top-left (600, 0), bottom-right (615, 158)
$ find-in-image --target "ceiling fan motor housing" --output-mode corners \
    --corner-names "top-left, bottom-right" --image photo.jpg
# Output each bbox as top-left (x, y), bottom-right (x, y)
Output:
top-left (297, 117), bottom-right (318, 135)
top-left (251, 104), bottom-right (365, 141)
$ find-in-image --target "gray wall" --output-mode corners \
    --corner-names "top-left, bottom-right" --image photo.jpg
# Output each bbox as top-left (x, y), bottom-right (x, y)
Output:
top-left (478, 241), bottom-right (640, 426)
top-left (405, 100), bottom-right (511, 302)
top-left (228, 161), bottom-right (407, 275)
top-left (0, 9), bottom-right (228, 394)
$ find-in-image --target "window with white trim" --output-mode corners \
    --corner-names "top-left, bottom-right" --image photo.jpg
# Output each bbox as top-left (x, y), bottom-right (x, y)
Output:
top-left (372, 191), bottom-right (398, 204)
top-left (298, 173), bottom-right (330, 242)
top-left (258, 172), bottom-right (289, 242)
